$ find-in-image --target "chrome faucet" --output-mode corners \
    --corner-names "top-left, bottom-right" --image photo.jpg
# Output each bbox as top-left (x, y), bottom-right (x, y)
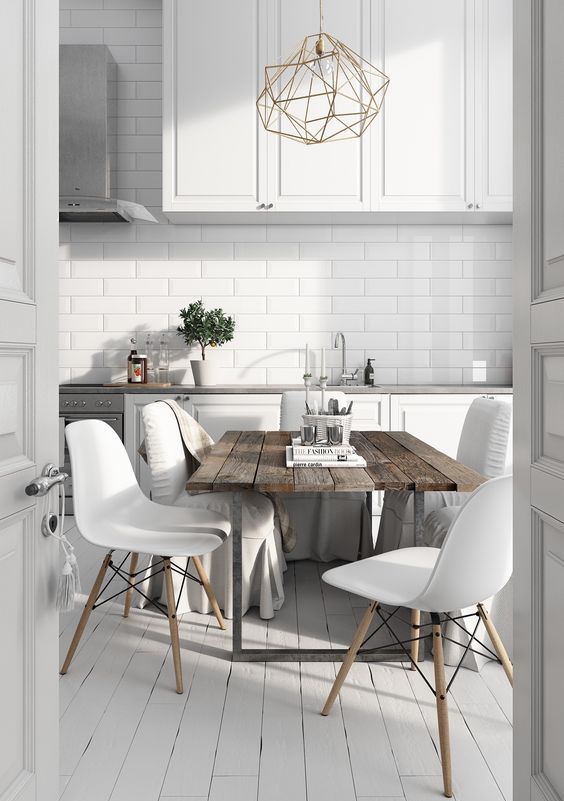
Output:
top-left (334, 332), bottom-right (358, 385)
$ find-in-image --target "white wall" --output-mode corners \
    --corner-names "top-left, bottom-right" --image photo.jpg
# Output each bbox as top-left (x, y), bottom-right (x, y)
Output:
top-left (59, 0), bottom-right (513, 387)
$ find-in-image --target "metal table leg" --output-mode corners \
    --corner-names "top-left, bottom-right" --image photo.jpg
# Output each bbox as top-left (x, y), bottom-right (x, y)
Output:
top-left (414, 490), bottom-right (425, 546)
top-left (231, 488), bottom-right (404, 663)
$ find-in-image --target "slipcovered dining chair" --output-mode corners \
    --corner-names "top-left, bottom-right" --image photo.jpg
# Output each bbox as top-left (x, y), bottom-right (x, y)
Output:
top-left (376, 397), bottom-right (512, 552)
top-left (60, 420), bottom-right (231, 694)
top-left (279, 390), bottom-right (372, 562)
top-left (137, 400), bottom-right (286, 619)
top-left (320, 475), bottom-right (513, 798)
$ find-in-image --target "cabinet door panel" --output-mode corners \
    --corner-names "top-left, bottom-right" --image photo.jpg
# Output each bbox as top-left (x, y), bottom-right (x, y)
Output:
top-left (391, 394), bottom-right (478, 457)
top-left (163, 0), bottom-right (267, 212)
top-left (267, 0), bottom-right (371, 211)
top-left (475, 0), bottom-right (513, 211)
top-left (374, 0), bottom-right (471, 210)
top-left (188, 394), bottom-right (282, 442)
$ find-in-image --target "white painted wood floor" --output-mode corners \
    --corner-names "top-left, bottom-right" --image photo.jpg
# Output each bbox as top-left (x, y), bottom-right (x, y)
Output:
top-left (59, 517), bottom-right (513, 801)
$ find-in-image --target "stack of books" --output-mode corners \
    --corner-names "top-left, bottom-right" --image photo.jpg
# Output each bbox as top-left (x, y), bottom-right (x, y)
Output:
top-left (286, 438), bottom-right (367, 468)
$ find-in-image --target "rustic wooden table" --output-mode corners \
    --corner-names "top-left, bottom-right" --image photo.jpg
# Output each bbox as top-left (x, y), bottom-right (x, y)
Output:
top-left (186, 430), bottom-right (485, 662)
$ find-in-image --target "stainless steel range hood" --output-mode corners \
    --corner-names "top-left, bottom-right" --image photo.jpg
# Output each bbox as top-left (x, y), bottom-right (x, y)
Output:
top-left (59, 45), bottom-right (157, 223)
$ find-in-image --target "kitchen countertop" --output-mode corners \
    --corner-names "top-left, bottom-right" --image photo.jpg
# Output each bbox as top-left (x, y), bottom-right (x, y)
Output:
top-left (60, 384), bottom-right (513, 395)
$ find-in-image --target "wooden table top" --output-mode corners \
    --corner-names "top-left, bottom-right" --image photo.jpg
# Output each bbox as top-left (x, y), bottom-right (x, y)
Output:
top-left (186, 430), bottom-right (486, 494)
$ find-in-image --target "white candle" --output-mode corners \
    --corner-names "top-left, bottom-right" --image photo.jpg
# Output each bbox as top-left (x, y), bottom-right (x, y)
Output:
top-left (305, 343), bottom-right (309, 374)
top-left (320, 347), bottom-right (326, 377)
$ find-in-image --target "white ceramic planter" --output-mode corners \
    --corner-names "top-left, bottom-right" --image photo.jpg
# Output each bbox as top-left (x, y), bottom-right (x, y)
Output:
top-left (190, 359), bottom-right (218, 386)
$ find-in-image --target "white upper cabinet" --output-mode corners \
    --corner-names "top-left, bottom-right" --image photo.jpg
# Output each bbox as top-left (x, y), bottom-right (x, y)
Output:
top-left (266, 0), bottom-right (372, 211)
top-left (162, 0), bottom-right (268, 212)
top-left (162, 0), bottom-right (512, 217)
top-left (372, 0), bottom-right (472, 211)
top-left (474, 0), bottom-right (513, 211)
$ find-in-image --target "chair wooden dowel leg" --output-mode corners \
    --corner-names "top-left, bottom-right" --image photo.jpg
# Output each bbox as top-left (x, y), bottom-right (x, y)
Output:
top-left (410, 608), bottom-right (420, 670)
top-left (123, 551), bottom-right (139, 618)
top-left (191, 555), bottom-right (226, 630)
top-left (164, 558), bottom-right (184, 694)
top-left (432, 622), bottom-right (453, 798)
top-left (321, 601), bottom-right (378, 716)
top-left (477, 603), bottom-right (513, 686)
top-left (60, 552), bottom-right (112, 675)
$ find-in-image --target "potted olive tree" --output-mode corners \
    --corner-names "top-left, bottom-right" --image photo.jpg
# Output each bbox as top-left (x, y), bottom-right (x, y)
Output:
top-left (177, 300), bottom-right (235, 386)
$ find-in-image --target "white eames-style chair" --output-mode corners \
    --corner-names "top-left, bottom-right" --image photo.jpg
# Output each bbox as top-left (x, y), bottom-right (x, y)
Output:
top-left (60, 420), bottom-right (231, 694)
top-left (320, 474), bottom-right (513, 798)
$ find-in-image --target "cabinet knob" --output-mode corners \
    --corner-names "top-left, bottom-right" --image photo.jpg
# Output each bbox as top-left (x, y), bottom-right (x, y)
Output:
top-left (257, 203), bottom-right (265, 210)
top-left (266, 203), bottom-right (274, 209)
top-left (467, 202), bottom-right (474, 209)
top-left (475, 204), bottom-right (481, 210)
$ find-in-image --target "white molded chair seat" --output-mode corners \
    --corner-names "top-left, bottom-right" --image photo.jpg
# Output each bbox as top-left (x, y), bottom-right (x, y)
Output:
top-left (320, 475), bottom-right (513, 798)
top-left (141, 401), bottom-right (286, 619)
top-left (61, 419), bottom-right (232, 695)
top-left (279, 390), bottom-right (372, 562)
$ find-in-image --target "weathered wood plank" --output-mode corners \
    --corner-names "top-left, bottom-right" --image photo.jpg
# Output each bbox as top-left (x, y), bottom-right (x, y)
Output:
top-left (186, 430), bottom-right (241, 491)
top-left (214, 430), bottom-right (265, 490)
top-left (254, 430), bottom-right (294, 493)
top-left (294, 465), bottom-right (335, 491)
top-left (329, 467), bottom-right (375, 491)
top-left (388, 430), bottom-right (486, 492)
top-left (351, 432), bottom-right (414, 490)
top-left (364, 431), bottom-right (454, 491)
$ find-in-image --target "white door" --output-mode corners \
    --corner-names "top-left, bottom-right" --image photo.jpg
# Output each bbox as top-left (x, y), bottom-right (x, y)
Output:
top-left (0, 1), bottom-right (59, 801)
top-left (162, 0), bottom-right (268, 213)
top-left (514, 1), bottom-right (564, 798)
top-left (372, 0), bottom-right (472, 211)
top-left (266, 0), bottom-right (372, 211)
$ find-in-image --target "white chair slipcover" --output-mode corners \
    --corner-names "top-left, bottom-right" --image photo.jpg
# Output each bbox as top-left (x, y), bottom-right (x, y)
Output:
top-left (376, 397), bottom-right (512, 552)
top-left (279, 390), bottom-right (373, 562)
top-left (140, 401), bottom-right (286, 619)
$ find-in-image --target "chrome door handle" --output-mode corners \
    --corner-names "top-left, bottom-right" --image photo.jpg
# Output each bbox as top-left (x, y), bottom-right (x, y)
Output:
top-left (25, 464), bottom-right (68, 497)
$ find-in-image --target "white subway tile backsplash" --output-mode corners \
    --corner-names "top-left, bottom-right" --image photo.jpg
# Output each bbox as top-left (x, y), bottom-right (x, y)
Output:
top-left (234, 242), bottom-right (300, 261)
top-left (203, 261), bottom-right (266, 278)
top-left (169, 278), bottom-right (234, 296)
top-left (332, 225), bottom-right (397, 242)
top-left (300, 278), bottom-right (364, 296)
top-left (268, 296), bottom-right (332, 314)
top-left (365, 242), bottom-right (430, 260)
top-left (299, 314), bottom-right (365, 332)
top-left (397, 261), bottom-right (462, 278)
top-left (235, 315), bottom-right (299, 332)
top-left (235, 278), bottom-right (299, 296)
top-left (169, 243), bottom-right (234, 260)
top-left (332, 261), bottom-right (397, 278)
top-left (137, 260), bottom-right (201, 277)
top-left (366, 278), bottom-right (429, 296)
top-left (72, 296), bottom-right (136, 313)
top-left (59, 5), bottom-right (513, 385)
top-left (104, 277), bottom-right (168, 295)
top-left (333, 297), bottom-right (398, 314)
top-left (299, 242), bottom-right (364, 260)
top-left (365, 315), bottom-right (429, 332)
top-left (397, 225), bottom-right (463, 242)
top-left (431, 242), bottom-right (496, 260)
top-left (431, 278), bottom-right (495, 296)
top-left (60, 278), bottom-right (103, 296)
top-left (397, 297), bottom-right (463, 314)
top-left (268, 261), bottom-right (331, 278)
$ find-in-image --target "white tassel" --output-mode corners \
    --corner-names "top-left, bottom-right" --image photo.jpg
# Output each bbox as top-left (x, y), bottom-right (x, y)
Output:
top-left (67, 547), bottom-right (82, 594)
top-left (57, 556), bottom-right (77, 612)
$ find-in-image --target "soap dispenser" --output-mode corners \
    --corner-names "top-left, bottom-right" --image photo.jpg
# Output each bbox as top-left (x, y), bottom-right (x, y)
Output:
top-left (364, 358), bottom-right (375, 386)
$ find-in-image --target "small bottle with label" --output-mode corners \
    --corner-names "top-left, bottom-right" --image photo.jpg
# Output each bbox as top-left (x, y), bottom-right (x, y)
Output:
top-left (127, 338), bottom-right (138, 384)
top-left (364, 358), bottom-right (375, 386)
top-left (130, 353), bottom-right (147, 384)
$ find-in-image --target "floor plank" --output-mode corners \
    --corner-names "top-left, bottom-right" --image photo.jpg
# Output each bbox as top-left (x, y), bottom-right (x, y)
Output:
top-left (208, 776), bottom-right (258, 801)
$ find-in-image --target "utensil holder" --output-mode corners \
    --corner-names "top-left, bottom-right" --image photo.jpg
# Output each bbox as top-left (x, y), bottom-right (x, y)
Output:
top-left (302, 413), bottom-right (353, 444)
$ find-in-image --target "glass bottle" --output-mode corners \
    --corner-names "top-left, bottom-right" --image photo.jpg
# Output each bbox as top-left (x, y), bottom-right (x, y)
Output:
top-left (157, 332), bottom-right (170, 384)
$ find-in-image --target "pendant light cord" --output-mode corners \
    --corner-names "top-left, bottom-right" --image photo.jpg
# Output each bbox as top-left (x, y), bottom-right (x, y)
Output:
top-left (319, 0), bottom-right (324, 33)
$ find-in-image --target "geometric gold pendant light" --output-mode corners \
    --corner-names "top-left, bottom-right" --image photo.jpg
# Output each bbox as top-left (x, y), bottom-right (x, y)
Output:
top-left (257, 0), bottom-right (390, 145)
